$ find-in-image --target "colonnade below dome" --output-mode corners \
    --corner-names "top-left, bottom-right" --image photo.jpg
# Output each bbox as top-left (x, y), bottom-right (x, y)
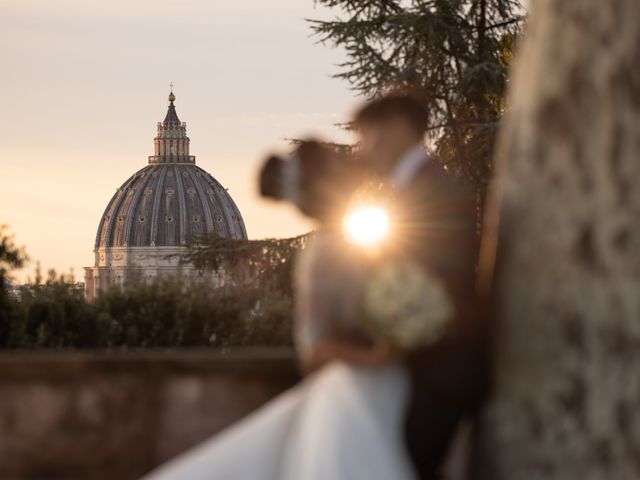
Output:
top-left (83, 246), bottom-right (225, 300)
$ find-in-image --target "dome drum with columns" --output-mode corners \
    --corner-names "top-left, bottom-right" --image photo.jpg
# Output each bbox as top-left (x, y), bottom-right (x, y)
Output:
top-left (84, 90), bottom-right (247, 299)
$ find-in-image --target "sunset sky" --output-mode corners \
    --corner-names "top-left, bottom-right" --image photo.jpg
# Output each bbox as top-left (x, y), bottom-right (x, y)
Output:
top-left (1, 0), bottom-right (360, 282)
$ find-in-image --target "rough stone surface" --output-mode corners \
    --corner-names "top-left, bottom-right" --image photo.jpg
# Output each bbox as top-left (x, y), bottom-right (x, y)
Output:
top-left (476, 1), bottom-right (640, 479)
top-left (0, 349), bottom-right (298, 480)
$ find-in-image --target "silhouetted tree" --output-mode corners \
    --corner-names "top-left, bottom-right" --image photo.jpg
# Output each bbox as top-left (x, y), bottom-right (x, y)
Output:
top-left (0, 225), bottom-right (27, 345)
top-left (0, 225), bottom-right (26, 290)
top-left (311, 0), bottom-right (524, 197)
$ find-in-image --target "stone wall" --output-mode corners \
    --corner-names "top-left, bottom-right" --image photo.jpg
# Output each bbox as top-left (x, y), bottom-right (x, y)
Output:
top-left (476, 0), bottom-right (640, 478)
top-left (0, 349), bottom-right (299, 480)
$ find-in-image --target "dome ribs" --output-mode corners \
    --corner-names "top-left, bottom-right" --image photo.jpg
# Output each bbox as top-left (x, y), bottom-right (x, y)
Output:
top-left (123, 167), bottom-right (153, 248)
top-left (101, 171), bottom-right (141, 248)
top-left (149, 167), bottom-right (167, 247)
top-left (173, 165), bottom-right (188, 245)
top-left (204, 172), bottom-right (246, 240)
top-left (186, 166), bottom-right (215, 232)
top-left (94, 187), bottom-right (120, 249)
top-left (93, 165), bottom-right (247, 248)
top-left (91, 92), bottom-right (247, 251)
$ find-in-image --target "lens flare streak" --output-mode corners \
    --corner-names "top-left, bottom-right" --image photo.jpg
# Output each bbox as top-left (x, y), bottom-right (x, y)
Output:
top-left (343, 206), bottom-right (389, 246)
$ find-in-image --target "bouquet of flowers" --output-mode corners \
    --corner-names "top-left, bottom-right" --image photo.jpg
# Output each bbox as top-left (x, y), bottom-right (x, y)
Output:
top-left (362, 261), bottom-right (454, 350)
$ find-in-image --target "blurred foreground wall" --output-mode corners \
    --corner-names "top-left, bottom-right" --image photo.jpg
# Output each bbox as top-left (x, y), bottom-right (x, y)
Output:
top-left (477, 0), bottom-right (640, 479)
top-left (0, 349), bottom-right (298, 480)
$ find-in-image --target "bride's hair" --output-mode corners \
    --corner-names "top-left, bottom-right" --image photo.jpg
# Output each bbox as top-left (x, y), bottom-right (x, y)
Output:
top-left (259, 140), bottom-right (357, 222)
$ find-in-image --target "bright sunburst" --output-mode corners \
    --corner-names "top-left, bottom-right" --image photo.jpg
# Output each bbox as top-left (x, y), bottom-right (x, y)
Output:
top-left (343, 206), bottom-right (389, 247)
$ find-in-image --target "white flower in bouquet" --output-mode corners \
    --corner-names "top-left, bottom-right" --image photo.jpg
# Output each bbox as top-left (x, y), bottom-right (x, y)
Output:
top-left (363, 261), bottom-right (454, 350)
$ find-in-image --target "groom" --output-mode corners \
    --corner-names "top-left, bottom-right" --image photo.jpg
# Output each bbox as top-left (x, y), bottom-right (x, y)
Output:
top-left (353, 94), bottom-right (489, 479)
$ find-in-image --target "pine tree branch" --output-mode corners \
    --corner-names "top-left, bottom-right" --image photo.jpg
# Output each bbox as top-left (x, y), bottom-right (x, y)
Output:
top-left (485, 16), bottom-right (525, 30)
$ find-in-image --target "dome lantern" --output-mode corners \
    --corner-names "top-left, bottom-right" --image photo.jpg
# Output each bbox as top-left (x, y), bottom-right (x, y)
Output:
top-left (150, 88), bottom-right (193, 164)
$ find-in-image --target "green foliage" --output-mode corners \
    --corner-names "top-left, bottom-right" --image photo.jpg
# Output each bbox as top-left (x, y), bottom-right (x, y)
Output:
top-left (0, 225), bottom-right (304, 350)
top-left (184, 234), bottom-right (311, 296)
top-left (0, 229), bottom-right (306, 349)
top-left (311, 0), bottom-right (524, 192)
top-left (4, 271), bottom-right (97, 348)
top-left (90, 277), bottom-right (293, 349)
top-left (0, 225), bottom-right (27, 289)
top-left (0, 225), bottom-right (28, 344)
top-left (0, 220), bottom-right (304, 350)
top-left (0, 273), bottom-right (293, 350)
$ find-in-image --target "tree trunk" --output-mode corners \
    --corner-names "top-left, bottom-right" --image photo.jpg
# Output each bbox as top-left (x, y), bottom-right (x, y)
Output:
top-left (476, 1), bottom-right (640, 479)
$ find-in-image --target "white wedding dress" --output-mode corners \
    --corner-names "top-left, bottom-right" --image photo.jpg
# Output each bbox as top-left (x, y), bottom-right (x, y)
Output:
top-left (142, 232), bottom-right (417, 480)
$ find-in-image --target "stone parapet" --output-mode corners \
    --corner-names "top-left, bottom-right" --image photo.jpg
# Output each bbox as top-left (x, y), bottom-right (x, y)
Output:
top-left (0, 349), bottom-right (299, 480)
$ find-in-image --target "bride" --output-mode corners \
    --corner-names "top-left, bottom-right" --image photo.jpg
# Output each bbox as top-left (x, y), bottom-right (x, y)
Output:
top-left (142, 141), bottom-right (419, 480)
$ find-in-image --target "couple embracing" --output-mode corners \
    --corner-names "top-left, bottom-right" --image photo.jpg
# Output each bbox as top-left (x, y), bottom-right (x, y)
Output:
top-left (144, 94), bottom-right (489, 480)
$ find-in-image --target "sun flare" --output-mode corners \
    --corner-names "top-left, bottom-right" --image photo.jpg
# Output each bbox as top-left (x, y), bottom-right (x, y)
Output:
top-left (343, 206), bottom-right (389, 247)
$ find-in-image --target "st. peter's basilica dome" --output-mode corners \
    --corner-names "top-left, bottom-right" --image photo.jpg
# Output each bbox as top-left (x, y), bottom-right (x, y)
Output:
top-left (84, 90), bottom-right (247, 298)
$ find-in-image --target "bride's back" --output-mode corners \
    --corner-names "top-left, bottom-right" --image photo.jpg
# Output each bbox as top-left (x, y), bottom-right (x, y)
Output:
top-left (294, 230), bottom-right (372, 355)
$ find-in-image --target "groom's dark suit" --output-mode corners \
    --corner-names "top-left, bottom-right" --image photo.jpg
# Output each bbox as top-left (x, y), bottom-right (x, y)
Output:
top-left (390, 156), bottom-right (488, 480)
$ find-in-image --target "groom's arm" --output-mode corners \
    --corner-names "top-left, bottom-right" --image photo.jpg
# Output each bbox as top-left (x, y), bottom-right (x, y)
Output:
top-left (410, 168), bottom-right (487, 402)
top-left (403, 167), bottom-right (489, 479)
